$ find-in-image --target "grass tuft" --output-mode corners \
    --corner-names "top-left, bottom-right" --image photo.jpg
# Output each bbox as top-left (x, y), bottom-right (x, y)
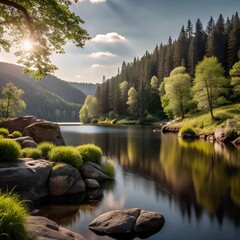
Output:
top-left (0, 139), bottom-right (21, 162)
top-left (21, 147), bottom-right (42, 159)
top-left (12, 131), bottom-right (22, 138)
top-left (48, 146), bottom-right (83, 169)
top-left (0, 128), bottom-right (9, 138)
top-left (101, 160), bottom-right (115, 178)
top-left (76, 144), bottom-right (102, 164)
top-left (0, 191), bottom-right (29, 240)
top-left (37, 142), bottom-right (55, 159)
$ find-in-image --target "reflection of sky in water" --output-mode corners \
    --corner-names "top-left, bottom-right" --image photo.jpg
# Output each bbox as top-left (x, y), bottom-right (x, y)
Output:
top-left (43, 125), bottom-right (240, 240)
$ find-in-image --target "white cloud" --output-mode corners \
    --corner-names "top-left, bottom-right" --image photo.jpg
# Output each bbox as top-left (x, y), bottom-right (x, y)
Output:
top-left (91, 64), bottom-right (103, 68)
top-left (89, 51), bottom-right (116, 58)
top-left (76, 75), bottom-right (83, 78)
top-left (92, 32), bottom-right (126, 43)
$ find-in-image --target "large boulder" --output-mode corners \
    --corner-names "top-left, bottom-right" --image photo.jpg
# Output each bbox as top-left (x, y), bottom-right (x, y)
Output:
top-left (214, 128), bottom-right (238, 143)
top-left (49, 163), bottom-right (85, 196)
top-left (89, 208), bottom-right (165, 238)
top-left (0, 116), bottom-right (46, 133)
top-left (23, 122), bottom-right (65, 145)
top-left (80, 162), bottom-right (111, 182)
top-left (27, 216), bottom-right (86, 240)
top-left (0, 159), bottom-right (52, 201)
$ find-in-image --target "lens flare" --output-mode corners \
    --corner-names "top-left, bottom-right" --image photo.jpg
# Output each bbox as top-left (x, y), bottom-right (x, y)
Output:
top-left (22, 40), bottom-right (33, 51)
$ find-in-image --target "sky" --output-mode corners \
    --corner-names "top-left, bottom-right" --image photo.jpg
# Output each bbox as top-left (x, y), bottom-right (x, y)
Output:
top-left (1, 0), bottom-right (240, 83)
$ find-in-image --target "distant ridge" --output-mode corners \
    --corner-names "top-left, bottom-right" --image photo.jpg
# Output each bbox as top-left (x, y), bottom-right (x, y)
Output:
top-left (0, 62), bottom-right (86, 122)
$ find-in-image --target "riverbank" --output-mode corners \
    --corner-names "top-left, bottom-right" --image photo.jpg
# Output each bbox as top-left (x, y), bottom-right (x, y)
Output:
top-left (161, 103), bottom-right (240, 135)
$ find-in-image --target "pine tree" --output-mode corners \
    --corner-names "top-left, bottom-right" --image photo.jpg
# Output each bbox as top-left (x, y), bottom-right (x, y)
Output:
top-left (164, 37), bottom-right (173, 77)
top-left (228, 12), bottom-right (240, 70)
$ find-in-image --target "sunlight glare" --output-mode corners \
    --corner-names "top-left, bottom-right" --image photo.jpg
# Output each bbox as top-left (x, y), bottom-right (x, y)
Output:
top-left (23, 40), bottom-right (33, 51)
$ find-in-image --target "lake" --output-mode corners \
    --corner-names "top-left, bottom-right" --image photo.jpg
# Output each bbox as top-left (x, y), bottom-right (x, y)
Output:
top-left (38, 125), bottom-right (240, 240)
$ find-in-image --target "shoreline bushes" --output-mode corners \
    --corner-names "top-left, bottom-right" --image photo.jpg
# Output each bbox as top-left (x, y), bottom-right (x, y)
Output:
top-left (76, 144), bottom-right (102, 164)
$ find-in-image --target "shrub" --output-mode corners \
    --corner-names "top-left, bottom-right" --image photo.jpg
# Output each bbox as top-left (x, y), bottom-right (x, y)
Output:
top-left (76, 144), bottom-right (102, 164)
top-left (12, 131), bottom-right (22, 138)
top-left (179, 126), bottom-right (196, 136)
top-left (0, 128), bottom-right (9, 138)
top-left (101, 160), bottom-right (115, 178)
top-left (48, 146), bottom-right (83, 169)
top-left (0, 191), bottom-right (29, 240)
top-left (0, 139), bottom-right (21, 162)
top-left (21, 148), bottom-right (42, 159)
top-left (37, 142), bottom-right (55, 159)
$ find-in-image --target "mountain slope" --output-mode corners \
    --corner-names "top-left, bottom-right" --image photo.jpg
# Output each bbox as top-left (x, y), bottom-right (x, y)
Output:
top-left (70, 82), bottom-right (98, 96)
top-left (0, 62), bottom-right (86, 121)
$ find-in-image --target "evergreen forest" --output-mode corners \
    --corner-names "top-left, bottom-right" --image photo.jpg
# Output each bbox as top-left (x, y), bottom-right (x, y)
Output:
top-left (93, 12), bottom-right (240, 122)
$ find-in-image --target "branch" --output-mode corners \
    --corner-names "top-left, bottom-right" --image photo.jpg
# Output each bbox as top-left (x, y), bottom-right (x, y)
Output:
top-left (0, 0), bottom-right (34, 36)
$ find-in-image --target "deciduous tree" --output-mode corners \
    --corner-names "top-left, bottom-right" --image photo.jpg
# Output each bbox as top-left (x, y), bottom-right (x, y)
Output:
top-left (229, 61), bottom-right (240, 96)
top-left (0, 0), bottom-right (90, 79)
top-left (0, 82), bottom-right (26, 118)
top-left (192, 57), bottom-right (228, 119)
top-left (161, 66), bottom-right (191, 119)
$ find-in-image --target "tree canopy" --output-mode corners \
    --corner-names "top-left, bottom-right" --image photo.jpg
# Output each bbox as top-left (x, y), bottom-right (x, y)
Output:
top-left (192, 57), bottom-right (228, 119)
top-left (0, 0), bottom-right (90, 79)
top-left (161, 66), bottom-right (191, 119)
top-left (0, 82), bottom-right (26, 118)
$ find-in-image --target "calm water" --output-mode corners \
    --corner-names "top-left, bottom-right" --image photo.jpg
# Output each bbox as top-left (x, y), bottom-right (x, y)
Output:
top-left (38, 125), bottom-right (240, 240)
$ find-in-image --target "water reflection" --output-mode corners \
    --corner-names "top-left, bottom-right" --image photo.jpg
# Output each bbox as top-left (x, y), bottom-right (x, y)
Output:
top-left (44, 125), bottom-right (240, 239)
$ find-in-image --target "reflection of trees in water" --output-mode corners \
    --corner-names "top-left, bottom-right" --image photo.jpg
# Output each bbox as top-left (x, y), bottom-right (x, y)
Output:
top-left (116, 131), bottom-right (240, 226)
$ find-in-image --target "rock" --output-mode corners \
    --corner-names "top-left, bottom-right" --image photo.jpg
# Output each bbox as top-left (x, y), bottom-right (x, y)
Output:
top-left (0, 159), bottom-right (52, 201)
top-left (214, 128), bottom-right (237, 143)
top-left (49, 163), bottom-right (85, 196)
top-left (80, 162), bottom-right (111, 182)
top-left (89, 208), bottom-right (165, 238)
top-left (23, 122), bottom-right (65, 145)
top-left (85, 179), bottom-right (100, 188)
top-left (206, 135), bottom-right (215, 142)
top-left (89, 208), bottom-right (141, 234)
top-left (27, 216), bottom-right (85, 240)
top-left (0, 116), bottom-right (46, 133)
top-left (134, 210), bottom-right (165, 234)
top-left (14, 136), bottom-right (35, 144)
top-left (226, 119), bottom-right (236, 129)
top-left (22, 140), bottom-right (38, 148)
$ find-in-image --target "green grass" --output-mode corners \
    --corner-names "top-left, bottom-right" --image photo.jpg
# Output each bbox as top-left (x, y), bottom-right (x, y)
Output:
top-left (169, 103), bottom-right (240, 134)
top-left (178, 126), bottom-right (197, 136)
top-left (101, 160), bottom-right (115, 178)
top-left (37, 141), bottom-right (55, 159)
top-left (0, 139), bottom-right (21, 162)
top-left (12, 131), bottom-right (22, 138)
top-left (20, 147), bottom-right (42, 159)
top-left (48, 146), bottom-right (83, 169)
top-left (0, 191), bottom-right (29, 240)
top-left (76, 144), bottom-right (102, 164)
top-left (0, 128), bottom-right (9, 138)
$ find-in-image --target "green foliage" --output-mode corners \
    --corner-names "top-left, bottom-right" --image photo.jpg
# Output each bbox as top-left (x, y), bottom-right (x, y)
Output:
top-left (48, 146), bottom-right (83, 169)
top-left (101, 160), bottom-right (115, 178)
top-left (79, 95), bottom-right (98, 123)
top-left (127, 87), bottom-right (138, 118)
top-left (0, 191), bottom-right (29, 240)
top-left (21, 148), bottom-right (42, 159)
top-left (12, 131), bottom-right (22, 138)
top-left (37, 142), bottom-right (55, 159)
top-left (179, 126), bottom-right (197, 136)
top-left (161, 66), bottom-right (191, 119)
top-left (0, 128), bottom-right (9, 138)
top-left (0, 82), bottom-right (26, 118)
top-left (0, 0), bottom-right (89, 79)
top-left (230, 61), bottom-right (240, 95)
top-left (192, 57), bottom-right (229, 119)
top-left (0, 139), bottom-right (21, 162)
top-left (76, 144), bottom-right (102, 164)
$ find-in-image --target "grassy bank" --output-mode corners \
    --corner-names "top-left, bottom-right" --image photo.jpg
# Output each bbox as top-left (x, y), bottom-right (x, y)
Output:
top-left (168, 103), bottom-right (240, 134)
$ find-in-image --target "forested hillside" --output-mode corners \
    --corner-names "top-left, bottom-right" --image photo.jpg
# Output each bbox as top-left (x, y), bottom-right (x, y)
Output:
top-left (94, 12), bottom-right (240, 120)
top-left (0, 62), bottom-right (86, 121)
top-left (70, 82), bottom-right (97, 96)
